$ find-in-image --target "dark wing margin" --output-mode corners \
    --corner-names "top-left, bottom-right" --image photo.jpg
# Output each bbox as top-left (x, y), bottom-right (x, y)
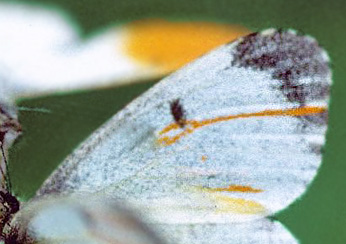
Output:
top-left (231, 29), bottom-right (330, 109)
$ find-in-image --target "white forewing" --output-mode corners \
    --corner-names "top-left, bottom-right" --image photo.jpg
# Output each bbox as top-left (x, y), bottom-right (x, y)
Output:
top-left (0, 3), bottom-right (251, 105)
top-left (0, 2), bottom-right (158, 102)
top-left (35, 30), bottom-right (331, 242)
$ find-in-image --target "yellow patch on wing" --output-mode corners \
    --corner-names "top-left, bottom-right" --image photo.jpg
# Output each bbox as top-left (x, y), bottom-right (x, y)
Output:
top-left (213, 194), bottom-right (266, 215)
top-left (124, 19), bottom-right (250, 73)
top-left (204, 185), bottom-right (263, 193)
top-left (190, 186), bottom-right (266, 214)
top-left (158, 106), bottom-right (327, 146)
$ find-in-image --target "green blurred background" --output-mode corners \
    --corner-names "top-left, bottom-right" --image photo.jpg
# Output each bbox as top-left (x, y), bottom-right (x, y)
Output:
top-left (3, 0), bottom-right (345, 243)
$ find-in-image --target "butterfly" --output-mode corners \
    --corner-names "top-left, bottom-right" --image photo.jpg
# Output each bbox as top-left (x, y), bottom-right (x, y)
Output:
top-left (0, 2), bottom-right (249, 105)
top-left (0, 28), bottom-right (331, 243)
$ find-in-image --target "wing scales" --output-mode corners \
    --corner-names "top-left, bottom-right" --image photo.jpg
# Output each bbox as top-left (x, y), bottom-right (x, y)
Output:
top-left (34, 29), bottom-right (331, 243)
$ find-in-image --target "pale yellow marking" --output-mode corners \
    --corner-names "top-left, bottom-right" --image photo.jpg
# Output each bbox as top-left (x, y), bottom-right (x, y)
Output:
top-left (191, 186), bottom-right (266, 214)
top-left (124, 19), bottom-right (250, 72)
top-left (213, 194), bottom-right (266, 214)
top-left (158, 106), bottom-right (326, 146)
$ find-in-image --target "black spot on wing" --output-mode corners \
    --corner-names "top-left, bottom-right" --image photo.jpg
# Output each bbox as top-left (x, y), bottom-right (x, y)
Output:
top-left (170, 99), bottom-right (186, 127)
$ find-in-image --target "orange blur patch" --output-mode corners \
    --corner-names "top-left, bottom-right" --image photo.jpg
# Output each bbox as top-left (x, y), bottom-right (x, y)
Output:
top-left (124, 19), bottom-right (250, 72)
top-left (205, 185), bottom-right (263, 193)
top-left (158, 106), bottom-right (327, 146)
top-left (201, 155), bottom-right (208, 162)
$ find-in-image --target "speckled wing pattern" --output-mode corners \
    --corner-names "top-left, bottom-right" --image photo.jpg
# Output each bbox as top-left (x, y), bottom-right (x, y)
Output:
top-left (36, 29), bottom-right (331, 243)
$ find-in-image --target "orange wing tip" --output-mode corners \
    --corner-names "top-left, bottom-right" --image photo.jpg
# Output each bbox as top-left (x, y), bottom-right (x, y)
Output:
top-left (123, 19), bottom-right (250, 73)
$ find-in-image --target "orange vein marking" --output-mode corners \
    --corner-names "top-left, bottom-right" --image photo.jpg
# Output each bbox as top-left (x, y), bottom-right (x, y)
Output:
top-left (204, 185), bottom-right (263, 193)
top-left (158, 106), bottom-right (326, 146)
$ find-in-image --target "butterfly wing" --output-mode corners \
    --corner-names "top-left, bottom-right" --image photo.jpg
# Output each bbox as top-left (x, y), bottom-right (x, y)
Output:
top-left (155, 218), bottom-right (298, 244)
top-left (6, 196), bottom-right (165, 244)
top-left (37, 29), bottom-right (331, 226)
top-left (0, 2), bottom-right (157, 101)
top-left (0, 3), bottom-right (249, 103)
